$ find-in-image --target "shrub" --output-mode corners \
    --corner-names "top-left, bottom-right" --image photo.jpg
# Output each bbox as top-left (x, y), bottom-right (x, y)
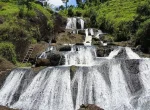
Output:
top-left (137, 1), bottom-right (150, 16)
top-left (68, 8), bottom-right (73, 17)
top-left (136, 19), bottom-right (150, 52)
top-left (47, 52), bottom-right (65, 66)
top-left (0, 42), bottom-right (17, 64)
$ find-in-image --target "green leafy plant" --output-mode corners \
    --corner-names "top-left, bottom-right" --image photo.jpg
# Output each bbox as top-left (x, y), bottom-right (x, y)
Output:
top-left (0, 42), bottom-right (17, 64)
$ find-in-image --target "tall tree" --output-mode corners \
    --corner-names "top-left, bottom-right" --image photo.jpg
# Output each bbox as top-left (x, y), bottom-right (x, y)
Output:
top-left (62, 0), bottom-right (69, 9)
top-left (76, 0), bottom-right (82, 5)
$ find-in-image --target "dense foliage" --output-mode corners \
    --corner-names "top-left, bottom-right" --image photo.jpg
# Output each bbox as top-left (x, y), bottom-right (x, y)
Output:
top-left (0, 0), bottom-right (54, 63)
top-left (60, 0), bottom-right (150, 52)
top-left (0, 42), bottom-right (17, 64)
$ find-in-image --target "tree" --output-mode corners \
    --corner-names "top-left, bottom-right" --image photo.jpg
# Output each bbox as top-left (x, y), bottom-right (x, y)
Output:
top-left (18, 0), bottom-right (34, 11)
top-left (62, 0), bottom-right (69, 9)
top-left (76, 0), bottom-right (82, 5)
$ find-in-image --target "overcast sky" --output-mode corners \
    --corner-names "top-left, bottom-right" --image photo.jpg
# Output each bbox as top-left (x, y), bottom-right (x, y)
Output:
top-left (48, 0), bottom-right (76, 6)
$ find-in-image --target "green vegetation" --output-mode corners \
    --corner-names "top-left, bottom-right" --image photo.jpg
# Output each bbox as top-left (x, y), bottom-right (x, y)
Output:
top-left (0, 56), bottom-right (15, 71)
top-left (60, 0), bottom-right (150, 52)
top-left (0, 0), bottom-right (54, 65)
top-left (16, 62), bottom-right (32, 67)
top-left (0, 42), bottom-right (17, 63)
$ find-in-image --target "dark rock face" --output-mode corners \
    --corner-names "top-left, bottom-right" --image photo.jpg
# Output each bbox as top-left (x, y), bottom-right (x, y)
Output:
top-left (96, 47), bottom-right (112, 57)
top-left (11, 69), bottom-right (35, 105)
top-left (0, 71), bottom-right (11, 89)
top-left (0, 106), bottom-right (18, 110)
top-left (53, 13), bottom-right (66, 34)
top-left (78, 104), bottom-right (104, 110)
top-left (47, 52), bottom-right (65, 66)
top-left (58, 45), bottom-right (71, 51)
top-left (120, 59), bottom-right (142, 94)
top-left (75, 43), bottom-right (84, 45)
top-left (36, 59), bottom-right (51, 67)
top-left (114, 48), bottom-right (128, 59)
top-left (78, 30), bottom-right (85, 35)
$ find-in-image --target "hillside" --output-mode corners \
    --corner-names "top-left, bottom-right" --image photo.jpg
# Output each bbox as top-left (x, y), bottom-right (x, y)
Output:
top-left (60, 0), bottom-right (150, 53)
top-left (0, 1), bottom-right (55, 68)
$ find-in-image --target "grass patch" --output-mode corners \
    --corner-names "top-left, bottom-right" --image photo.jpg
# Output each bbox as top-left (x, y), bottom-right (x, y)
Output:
top-left (56, 32), bottom-right (84, 44)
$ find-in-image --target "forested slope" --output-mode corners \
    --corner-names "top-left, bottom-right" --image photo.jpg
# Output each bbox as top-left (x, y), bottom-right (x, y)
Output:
top-left (0, 0), bottom-right (54, 66)
top-left (60, 0), bottom-right (150, 53)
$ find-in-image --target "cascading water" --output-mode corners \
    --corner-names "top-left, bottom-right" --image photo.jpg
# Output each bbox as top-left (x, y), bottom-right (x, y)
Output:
top-left (80, 18), bottom-right (84, 30)
top-left (90, 28), bottom-right (94, 36)
top-left (0, 68), bottom-right (33, 106)
top-left (12, 67), bottom-right (74, 110)
top-left (39, 52), bottom-right (47, 59)
top-left (95, 30), bottom-right (103, 39)
top-left (66, 17), bottom-right (84, 31)
top-left (46, 45), bottom-right (56, 52)
top-left (85, 29), bottom-right (89, 37)
top-left (1, 46), bottom-right (150, 110)
top-left (125, 47), bottom-right (140, 59)
top-left (62, 45), bottom-right (96, 66)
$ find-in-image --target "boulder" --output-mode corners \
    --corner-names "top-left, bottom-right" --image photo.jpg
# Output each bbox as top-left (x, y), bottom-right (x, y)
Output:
top-left (36, 59), bottom-right (50, 67)
top-left (58, 45), bottom-right (72, 51)
top-left (47, 52), bottom-right (65, 66)
top-left (78, 30), bottom-right (86, 35)
top-left (78, 104), bottom-right (104, 110)
top-left (96, 47), bottom-right (112, 57)
top-left (0, 106), bottom-right (18, 110)
top-left (75, 43), bottom-right (84, 45)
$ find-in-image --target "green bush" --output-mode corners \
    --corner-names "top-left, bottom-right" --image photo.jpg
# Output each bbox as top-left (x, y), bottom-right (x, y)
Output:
top-left (137, 1), bottom-right (150, 16)
top-left (136, 19), bottom-right (150, 52)
top-left (26, 10), bottom-right (37, 17)
top-left (68, 8), bottom-right (73, 17)
top-left (0, 42), bottom-right (17, 64)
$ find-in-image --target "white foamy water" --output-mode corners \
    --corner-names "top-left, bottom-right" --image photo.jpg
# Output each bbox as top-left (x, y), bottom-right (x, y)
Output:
top-left (1, 45), bottom-right (150, 110)
top-left (90, 28), bottom-right (94, 36)
top-left (12, 67), bottom-right (74, 110)
top-left (66, 17), bottom-right (84, 31)
top-left (0, 69), bottom-right (31, 106)
top-left (71, 67), bottom-right (110, 110)
top-left (109, 62), bottom-right (133, 110)
top-left (107, 47), bottom-right (121, 59)
top-left (125, 47), bottom-right (140, 59)
top-left (39, 51), bottom-right (47, 59)
top-left (63, 46), bottom-right (96, 65)
top-left (137, 59), bottom-right (150, 110)
top-left (80, 18), bottom-right (84, 30)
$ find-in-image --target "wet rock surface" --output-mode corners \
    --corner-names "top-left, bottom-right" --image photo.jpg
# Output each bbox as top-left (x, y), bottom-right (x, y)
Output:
top-left (96, 46), bottom-right (112, 57)
top-left (0, 106), bottom-right (18, 110)
top-left (78, 104), bottom-right (104, 110)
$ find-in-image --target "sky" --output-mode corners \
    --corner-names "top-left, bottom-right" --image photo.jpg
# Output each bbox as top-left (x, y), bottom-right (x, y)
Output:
top-left (48, 0), bottom-right (77, 7)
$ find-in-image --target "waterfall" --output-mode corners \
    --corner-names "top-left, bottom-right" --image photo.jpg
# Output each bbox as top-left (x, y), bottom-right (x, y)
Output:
top-left (107, 47), bottom-right (140, 59)
top-left (125, 47), bottom-right (140, 59)
top-left (137, 59), bottom-right (150, 110)
top-left (46, 46), bottom-right (56, 52)
top-left (80, 18), bottom-right (84, 30)
top-left (1, 46), bottom-right (150, 110)
top-left (0, 68), bottom-right (33, 106)
top-left (90, 28), bottom-right (94, 36)
top-left (62, 46), bottom-right (96, 66)
top-left (12, 67), bottom-right (74, 110)
top-left (71, 66), bottom-right (111, 110)
top-left (66, 17), bottom-right (78, 30)
top-left (107, 47), bottom-right (121, 59)
top-left (95, 30), bottom-right (103, 39)
top-left (39, 51), bottom-right (47, 59)
top-left (66, 17), bottom-right (85, 34)
top-left (85, 29), bottom-right (89, 37)
top-left (66, 18), bottom-right (72, 29)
